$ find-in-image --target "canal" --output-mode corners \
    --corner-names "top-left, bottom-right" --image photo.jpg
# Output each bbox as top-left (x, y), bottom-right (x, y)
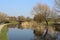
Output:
top-left (7, 24), bottom-right (60, 40)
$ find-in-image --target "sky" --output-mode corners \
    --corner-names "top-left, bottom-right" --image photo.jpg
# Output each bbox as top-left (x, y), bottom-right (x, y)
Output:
top-left (0, 0), bottom-right (54, 17)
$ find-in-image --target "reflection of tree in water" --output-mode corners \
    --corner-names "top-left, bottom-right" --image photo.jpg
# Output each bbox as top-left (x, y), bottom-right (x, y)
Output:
top-left (18, 24), bottom-right (24, 30)
top-left (7, 23), bottom-right (25, 30)
top-left (33, 35), bottom-right (42, 40)
top-left (33, 30), bottom-right (44, 40)
top-left (33, 30), bottom-right (60, 40)
top-left (7, 24), bottom-right (17, 28)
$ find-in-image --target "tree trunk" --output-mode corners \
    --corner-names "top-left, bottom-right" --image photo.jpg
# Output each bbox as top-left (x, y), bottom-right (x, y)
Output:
top-left (42, 17), bottom-right (48, 39)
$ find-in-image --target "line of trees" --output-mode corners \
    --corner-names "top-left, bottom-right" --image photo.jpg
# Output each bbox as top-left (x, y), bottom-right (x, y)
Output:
top-left (0, 12), bottom-right (33, 24)
top-left (0, 0), bottom-right (60, 24)
top-left (0, 12), bottom-right (9, 24)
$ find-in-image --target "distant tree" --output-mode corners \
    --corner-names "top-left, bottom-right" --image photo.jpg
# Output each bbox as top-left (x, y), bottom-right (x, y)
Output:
top-left (18, 16), bottom-right (25, 22)
top-left (9, 16), bottom-right (17, 22)
top-left (0, 12), bottom-right (9, 23)
top-left (26, 17), bottom-right (32, 22)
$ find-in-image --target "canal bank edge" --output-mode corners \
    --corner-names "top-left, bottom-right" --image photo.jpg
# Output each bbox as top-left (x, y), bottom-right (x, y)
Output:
top-left (0, 24), bottom-right (8, 40)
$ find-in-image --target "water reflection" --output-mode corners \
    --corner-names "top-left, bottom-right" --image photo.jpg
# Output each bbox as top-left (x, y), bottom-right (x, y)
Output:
top-left (18, 24), bottom-right (24, 30)
top-left (7, 24), bottom-right (34, 40)
top-left (33, 29), bottom-right (60, 40)
top-left (8, 28), bottom-right (34, 40)
top-left (7, 24), bottom-right (17, 28)
top-left (7, 24), bottom-right (60, 40)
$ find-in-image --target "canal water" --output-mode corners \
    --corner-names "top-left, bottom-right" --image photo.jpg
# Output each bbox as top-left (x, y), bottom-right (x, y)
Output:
top-left (7, 24), bottom-right (35, 40)
top-left (7, 24), bottom-right (60, 40)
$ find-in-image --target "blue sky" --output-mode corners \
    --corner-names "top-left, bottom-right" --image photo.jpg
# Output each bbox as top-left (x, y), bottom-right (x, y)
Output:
top-left (0, 0), bottom-right (54, 17)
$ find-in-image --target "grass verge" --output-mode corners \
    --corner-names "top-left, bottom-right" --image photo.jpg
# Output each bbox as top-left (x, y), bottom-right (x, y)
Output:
top-left (0, 25), bottom-right (8, 40)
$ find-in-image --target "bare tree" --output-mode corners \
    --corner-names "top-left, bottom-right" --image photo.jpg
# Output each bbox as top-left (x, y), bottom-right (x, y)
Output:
top-left (0, 12), bottom-right (9, 23)
top-left (32, 4), bottom-right (50, 23)
top-left (17, 16), bottom-right (26, 24)
top-left (26, 17), bottom-right (32, 22)
top-left (31, 4), bottom-right (51, 38)
top-left (52, 0), bottom-right (60, 23)
top-left (54, 0), bottom-right (60, 12)
top-left (9, 16), bottom-right (17, 22)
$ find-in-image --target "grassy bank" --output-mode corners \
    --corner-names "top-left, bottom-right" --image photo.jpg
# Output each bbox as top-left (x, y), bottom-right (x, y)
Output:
top-left (0, 25), bottom-right (8, 40)
top-left (7, 21), bottom-right (19, 25)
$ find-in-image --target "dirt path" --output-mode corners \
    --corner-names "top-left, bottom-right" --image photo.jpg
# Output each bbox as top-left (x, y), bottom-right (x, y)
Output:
top-left (0, 24), bottom-right (6, 32)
